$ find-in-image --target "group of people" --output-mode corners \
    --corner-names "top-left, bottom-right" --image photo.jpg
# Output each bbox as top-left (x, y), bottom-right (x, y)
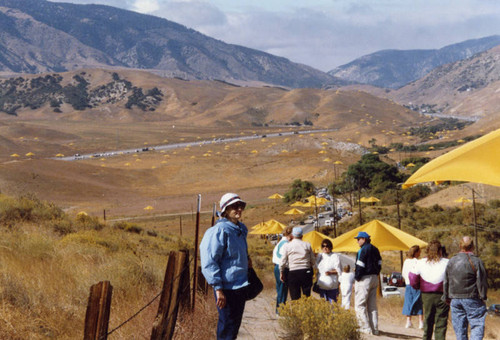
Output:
top-left (275, 228), bottom-right (382, 335)
top-left (198, 193), bottom-right (488, 340)
top-left (404, 237), bottom-right (488, 340)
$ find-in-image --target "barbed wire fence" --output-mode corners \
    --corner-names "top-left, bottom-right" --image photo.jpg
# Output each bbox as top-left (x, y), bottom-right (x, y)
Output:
top-left (84, 250), bottom-right (196, 340)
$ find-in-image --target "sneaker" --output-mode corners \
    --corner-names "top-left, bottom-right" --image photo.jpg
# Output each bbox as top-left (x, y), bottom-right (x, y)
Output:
top-left (372, 330), bottom-right (379, 336)
top-left (359, 328), bottom-right (372, 335)
top-left (418, 321), bottom-right (424, 329)
top-left (405, 321), bottom-right (412, 328)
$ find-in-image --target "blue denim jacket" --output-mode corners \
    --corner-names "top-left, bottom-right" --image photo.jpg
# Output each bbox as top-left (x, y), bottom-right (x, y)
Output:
top-left (200, 218), bottom-right (249, 290)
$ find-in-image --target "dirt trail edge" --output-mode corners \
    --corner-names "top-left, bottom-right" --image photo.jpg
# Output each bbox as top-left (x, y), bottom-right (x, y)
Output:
top-left (238, 288), bottom-right (457, 340)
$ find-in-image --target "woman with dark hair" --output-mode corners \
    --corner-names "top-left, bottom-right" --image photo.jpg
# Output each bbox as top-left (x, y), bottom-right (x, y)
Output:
top-left (402, 245), bottom-right (424, 329)
top-left (315, 239), bottom-right (342, 303)
top-left (409, 240), bottom-right (450, 340)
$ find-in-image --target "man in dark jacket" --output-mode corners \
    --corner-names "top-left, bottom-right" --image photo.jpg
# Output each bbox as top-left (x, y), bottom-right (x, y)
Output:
top-left (443, 236), bottom-right (488, 340)
top-left (354, 231), bottom-right (382, 335)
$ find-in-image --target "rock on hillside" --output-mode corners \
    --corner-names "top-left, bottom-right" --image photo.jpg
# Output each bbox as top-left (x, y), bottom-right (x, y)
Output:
top-left (0, 0), bottom-right (343, 89)
top-left (329, 36), bottom-right (500, 89)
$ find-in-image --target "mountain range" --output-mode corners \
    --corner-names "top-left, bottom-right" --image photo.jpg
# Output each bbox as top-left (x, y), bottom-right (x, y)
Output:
top-left (329, 36), bottom-right (500, 89)
top-left (0, 0), bottom-right (498, 90)
top-left (0, 0), bottom-right (341, 88)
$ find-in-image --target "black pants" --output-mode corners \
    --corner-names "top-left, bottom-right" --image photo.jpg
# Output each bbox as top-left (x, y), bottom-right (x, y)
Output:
top-left (287, 268), bottom-right (313, 300)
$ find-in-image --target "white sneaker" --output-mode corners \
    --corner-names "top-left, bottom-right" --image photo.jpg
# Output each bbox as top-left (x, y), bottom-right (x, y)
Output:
top-left (419, 321), bottom-right (424, 329)
top-left (405, 321), bottom-right (412, 328)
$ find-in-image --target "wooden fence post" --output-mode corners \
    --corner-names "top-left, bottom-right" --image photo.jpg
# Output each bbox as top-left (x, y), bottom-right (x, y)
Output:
top-left (196, 266), bottom-right (208, 295)
top-left (84, 281), bottom-right (113, 340)
top-left (151, 250), bottom-right (189, 340)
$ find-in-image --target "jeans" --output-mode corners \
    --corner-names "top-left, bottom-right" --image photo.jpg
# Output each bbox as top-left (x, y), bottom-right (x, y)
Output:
top-left (421, 292), bottom-right (449, 340)
top-left (318, 288), bottom-right (339, 304)
top-left (274, 264), bottom-right (288, 312)
top-left (215, 288), bottom-right (247, 340)
top-left (450, 298), bottom-right (487, 340)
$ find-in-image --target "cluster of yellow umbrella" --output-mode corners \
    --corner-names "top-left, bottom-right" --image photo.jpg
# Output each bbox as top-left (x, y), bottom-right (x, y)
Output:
top-left (249, 219), bottom-right (287, 234)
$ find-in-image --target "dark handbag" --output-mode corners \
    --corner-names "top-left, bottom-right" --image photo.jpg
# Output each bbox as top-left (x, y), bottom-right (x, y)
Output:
top-left (312, 281), bottom-right (320, 294)
top-left (245, 267), bottom-right (263, 300)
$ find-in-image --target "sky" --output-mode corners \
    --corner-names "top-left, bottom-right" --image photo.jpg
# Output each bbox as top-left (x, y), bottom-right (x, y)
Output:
top-left (48, 0), bottom-right (500, 71)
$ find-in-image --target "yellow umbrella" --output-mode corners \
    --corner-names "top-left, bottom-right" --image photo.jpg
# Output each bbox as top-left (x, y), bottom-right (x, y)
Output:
top-left (25, 152), bottom-right (35, 156)
top-left (360, 196), bottom-right (380, 203)
top-left (250, 221), bottom-right (271, 231)
top-left (268, 193), bottom-right (284, 199)
top-left (303, 231), bottom-right (336, 253)
top-left (55, 153), bottom-right (65, 157)
top-left (403, 128), bottom-right (500, 188)
top-left (144, 206), bottom-right (154, 210)
top-left (303, 196), bottom-right (329, 206)
top-left (454, 197), bottom-right (471, 203)
top-left (10, 153), bottom-right (20, 157)
top-left (250, 220), bottom-right (286, 234)
top-left (406, 163), bottom-right (416, 167)
top-left (290, 201), bottom-right (304, 207)
top-left (284, 208), bottom-right (305, 215)
top-left (331, 219), bottom-right (428, 252)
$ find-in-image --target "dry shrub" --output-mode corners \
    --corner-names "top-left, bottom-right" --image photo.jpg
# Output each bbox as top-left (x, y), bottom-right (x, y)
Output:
top-left (173, 294), bottom-right (218, 340)
top-left (278, 296), bottom-right (360, 340)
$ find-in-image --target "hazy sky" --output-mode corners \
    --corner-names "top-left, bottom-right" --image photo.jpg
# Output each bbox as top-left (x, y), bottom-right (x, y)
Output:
top-left (48, 0), bottom-right (500, 71)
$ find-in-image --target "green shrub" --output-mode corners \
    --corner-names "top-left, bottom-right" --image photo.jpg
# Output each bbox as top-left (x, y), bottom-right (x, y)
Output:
top-left (278, 297), bottom-right (360, 340)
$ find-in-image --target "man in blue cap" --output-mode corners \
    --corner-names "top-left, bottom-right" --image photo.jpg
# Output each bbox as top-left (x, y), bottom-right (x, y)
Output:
top-left (354, 231), bottom-right (382, 335)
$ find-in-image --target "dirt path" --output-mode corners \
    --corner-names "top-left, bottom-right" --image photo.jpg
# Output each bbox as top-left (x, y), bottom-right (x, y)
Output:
top-left (238, 288), bottom-right (458, 340)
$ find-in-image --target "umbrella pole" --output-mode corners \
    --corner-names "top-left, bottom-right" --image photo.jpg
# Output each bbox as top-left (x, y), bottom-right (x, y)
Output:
top-left (357, 187), bottom-right (363, 226)
top-left (192, 194), bottom-right (201, 311)
top-left (472, 189), bottom-right (479, 255)
top-left (396, 187), bottom-right (403, 270)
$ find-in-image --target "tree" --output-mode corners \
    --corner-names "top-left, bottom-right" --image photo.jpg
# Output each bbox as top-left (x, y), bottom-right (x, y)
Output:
top-left (345, 153), bottom-right (402, 193)
top-left (283, 179), bottom-right (315, 203)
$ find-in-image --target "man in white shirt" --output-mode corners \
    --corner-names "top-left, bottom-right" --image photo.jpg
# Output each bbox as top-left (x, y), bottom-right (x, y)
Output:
top-left (280, 227), bottom-right (316, 300)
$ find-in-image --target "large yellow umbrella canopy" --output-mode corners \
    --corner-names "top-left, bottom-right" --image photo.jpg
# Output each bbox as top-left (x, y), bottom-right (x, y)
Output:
top-left (268, 193), bottom-right (284, 199)
top-left (331, 219), bottom-right (428, 252)
top-left (303, 231), bottom-right (336, 253)
top-left (251, 221), bottom-right (269, 231)
top-left (303, 196), bottom-right (329, 206)
top-left (249, 219), bottom-right (286, 234)
top-left (403, 128), bottom-right (500, 188)
top-left (290, 201), bottom-right (304, 207)
top-left (284, 208), bottom-right (305, 215)
top-left (360, 196), bottom-right (380, 203)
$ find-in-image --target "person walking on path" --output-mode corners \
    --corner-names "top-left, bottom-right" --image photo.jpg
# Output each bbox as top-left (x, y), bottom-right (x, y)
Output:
top-left (443, 236), bottom-right (488, 340)
top-left (354, 231), bottom-right (382, 335)
top-left (200, 193), bottom-right (250, 340)
top-left (409, 240), bottom-right (449, 340)
top-left (315, 239), bottom-right (342, 303)
top-left (339, 264), bottom-right (355, 310)
top-left (272, 226), bottom-right (293, 313)
top-left (279, 227), bottom-right (315, 300)
top-left (402, 245), bottom-right (424, 329)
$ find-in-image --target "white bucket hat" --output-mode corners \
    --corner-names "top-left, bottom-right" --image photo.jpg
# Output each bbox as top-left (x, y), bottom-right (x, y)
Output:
top-left (220, 193), bottom-right (246, 214)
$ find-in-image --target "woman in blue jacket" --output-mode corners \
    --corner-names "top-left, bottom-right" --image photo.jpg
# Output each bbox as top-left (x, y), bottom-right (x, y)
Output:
top-left (200, 193), bottom-right (249, 340)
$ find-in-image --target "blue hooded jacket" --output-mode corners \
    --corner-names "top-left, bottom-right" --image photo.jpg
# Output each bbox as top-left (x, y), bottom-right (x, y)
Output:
top-left (200, 218), bottom-right (249, 290)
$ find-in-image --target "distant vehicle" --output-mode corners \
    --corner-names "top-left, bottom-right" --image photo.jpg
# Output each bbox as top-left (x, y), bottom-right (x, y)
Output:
top-left (299, 221), bottom-right (305, 225)
top-left (488, 304), bottom-right (500, 317)
top-left (388, 272), bottom-right (405, 287)
top-left (308, 215), bottom-right (314, 219)
top-left (325, 219), bottom-right (334, 227)
top-left (382, 286), bottom-right (401, 298)
top-left (318, 213), bottom-right (324, 218)
top-left (261, 135), bottom-right (267, 138)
